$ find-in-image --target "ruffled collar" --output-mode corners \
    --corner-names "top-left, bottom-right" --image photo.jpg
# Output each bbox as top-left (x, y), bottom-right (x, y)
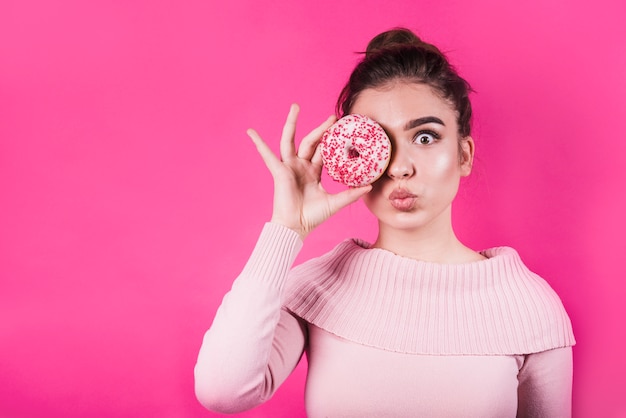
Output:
top-left (284, 240), bottom-right (575, 355)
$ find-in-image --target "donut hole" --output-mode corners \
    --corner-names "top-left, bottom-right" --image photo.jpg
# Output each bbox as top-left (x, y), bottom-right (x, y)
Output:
top-left (347, 147), bottom-right (360, 159)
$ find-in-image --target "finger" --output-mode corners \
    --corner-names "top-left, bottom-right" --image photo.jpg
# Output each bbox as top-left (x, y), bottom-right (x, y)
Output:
top-left (298, 115), bottom-right (337, 160)
top-left (247, 128), bottom-right (281, 172)
top-left (280, 104), bottom-right (299, 161)
top-left (328, 184), bottom-right (372, 215)
top-left (311, 142), bottom-right (323, 167)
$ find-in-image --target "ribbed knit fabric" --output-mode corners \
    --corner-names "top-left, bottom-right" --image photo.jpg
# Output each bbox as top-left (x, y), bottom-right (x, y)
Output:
top-left (284, 239), bottom-right (575, 355)
top-left (196, 223), bottom-right (575, 416)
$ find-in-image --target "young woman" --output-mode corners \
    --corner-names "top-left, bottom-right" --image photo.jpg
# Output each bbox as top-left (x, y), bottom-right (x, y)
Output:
top-left (194, 28), bottom-right (575, 417)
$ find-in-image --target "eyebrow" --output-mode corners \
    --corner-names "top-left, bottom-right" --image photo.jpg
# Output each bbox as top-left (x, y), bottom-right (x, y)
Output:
top-left (403, 116), bottom-right (445, 131)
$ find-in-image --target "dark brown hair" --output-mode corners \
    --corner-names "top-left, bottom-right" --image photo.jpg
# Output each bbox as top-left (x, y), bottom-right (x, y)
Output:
top-left (336, 28), bottom-right (473, 137)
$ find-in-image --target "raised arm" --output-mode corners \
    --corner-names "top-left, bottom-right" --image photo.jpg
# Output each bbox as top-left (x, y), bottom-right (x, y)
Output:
top-left (194, 223), bottom-right (305, 413)
top-left (194, 105), bottom-right (370, 413)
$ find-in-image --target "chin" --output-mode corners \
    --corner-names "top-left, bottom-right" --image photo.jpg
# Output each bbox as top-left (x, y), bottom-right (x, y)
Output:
top-left (379, 212), bottom-right (430, 230)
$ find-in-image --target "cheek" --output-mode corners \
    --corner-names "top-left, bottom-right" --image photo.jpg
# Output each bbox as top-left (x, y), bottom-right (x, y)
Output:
top-left (428, 152), bottom-right (459, 179)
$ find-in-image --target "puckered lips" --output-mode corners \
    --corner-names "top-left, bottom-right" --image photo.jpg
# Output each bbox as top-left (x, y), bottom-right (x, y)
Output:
top-left (389, 188), bottom-right (418, 211)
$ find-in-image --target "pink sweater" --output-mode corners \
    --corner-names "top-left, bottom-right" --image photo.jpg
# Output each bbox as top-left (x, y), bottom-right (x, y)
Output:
top-left (195, 223), bottom-right (575, 417)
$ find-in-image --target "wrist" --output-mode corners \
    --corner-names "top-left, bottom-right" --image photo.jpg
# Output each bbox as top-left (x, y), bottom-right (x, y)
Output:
top-left (269, 218), bottom-right (308, 241)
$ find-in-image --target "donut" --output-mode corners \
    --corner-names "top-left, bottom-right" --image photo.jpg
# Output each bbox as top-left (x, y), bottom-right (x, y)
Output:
top-left (320, 114), bottom-right (391, 187)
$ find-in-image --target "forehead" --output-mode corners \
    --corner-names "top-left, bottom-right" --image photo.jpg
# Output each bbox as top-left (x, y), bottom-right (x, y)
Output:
top-left (351, 82), bottom-right (458, 130)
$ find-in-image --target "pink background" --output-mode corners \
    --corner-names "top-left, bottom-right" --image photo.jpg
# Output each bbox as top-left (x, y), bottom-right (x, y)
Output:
top-left (1, 0), bottom-right (625, 417)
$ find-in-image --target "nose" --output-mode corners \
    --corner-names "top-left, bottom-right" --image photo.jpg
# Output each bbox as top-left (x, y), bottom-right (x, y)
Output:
top-left (386, 147), bottom-right (415, 179)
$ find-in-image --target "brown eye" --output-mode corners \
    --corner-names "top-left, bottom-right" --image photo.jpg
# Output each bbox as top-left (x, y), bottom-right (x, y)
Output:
top-left (414, 131), bottom-right (438, 145)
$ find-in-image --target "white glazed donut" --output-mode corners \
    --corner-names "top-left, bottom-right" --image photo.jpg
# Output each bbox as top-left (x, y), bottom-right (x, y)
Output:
top-left (320, 114), bottom-right (391, 187)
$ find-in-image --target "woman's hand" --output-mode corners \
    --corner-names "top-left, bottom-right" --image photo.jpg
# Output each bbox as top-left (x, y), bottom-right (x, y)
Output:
top-left (247, 104), bottom-right (372, 240)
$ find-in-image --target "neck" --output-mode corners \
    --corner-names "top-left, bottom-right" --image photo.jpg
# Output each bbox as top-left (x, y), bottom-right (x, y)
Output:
top-left (372, 209), bottom-right (483, 264)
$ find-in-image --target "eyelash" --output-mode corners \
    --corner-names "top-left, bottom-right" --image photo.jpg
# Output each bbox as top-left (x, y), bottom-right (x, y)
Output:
top-left (412, 130), bottom-right (441, 145)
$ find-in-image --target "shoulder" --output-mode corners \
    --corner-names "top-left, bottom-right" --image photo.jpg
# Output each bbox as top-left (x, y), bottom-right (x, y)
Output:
top-left (481, 246), bottom-right (576, 352)
top-left (482, 246), bottom-right (566, 304)
top-left (282, 238), bottom-right (372, 321)
top-left (289, 238), bottom-right (368, 277)
top-left (285, 238), bottom-right (367, 287)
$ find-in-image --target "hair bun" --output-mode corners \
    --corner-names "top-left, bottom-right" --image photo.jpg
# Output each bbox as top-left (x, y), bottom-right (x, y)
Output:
top-left (365, 28), bottom-right (443, 58)
top-left (338, 27), bottom-right (472, 136)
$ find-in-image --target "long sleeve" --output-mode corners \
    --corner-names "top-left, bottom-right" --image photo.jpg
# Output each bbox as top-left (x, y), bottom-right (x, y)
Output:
top-left (517, 347), bottom-right (574, 417)
top-left (194, 223), bottom-right (306, 414)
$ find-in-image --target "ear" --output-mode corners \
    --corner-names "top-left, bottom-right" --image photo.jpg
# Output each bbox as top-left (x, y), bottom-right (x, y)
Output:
top-left (459, 136), bottom-right (475, 177)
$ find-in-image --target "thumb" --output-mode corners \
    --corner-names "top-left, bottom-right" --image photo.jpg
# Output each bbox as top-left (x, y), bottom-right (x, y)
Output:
top-left (327, 185), bottom-right (372, 215)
